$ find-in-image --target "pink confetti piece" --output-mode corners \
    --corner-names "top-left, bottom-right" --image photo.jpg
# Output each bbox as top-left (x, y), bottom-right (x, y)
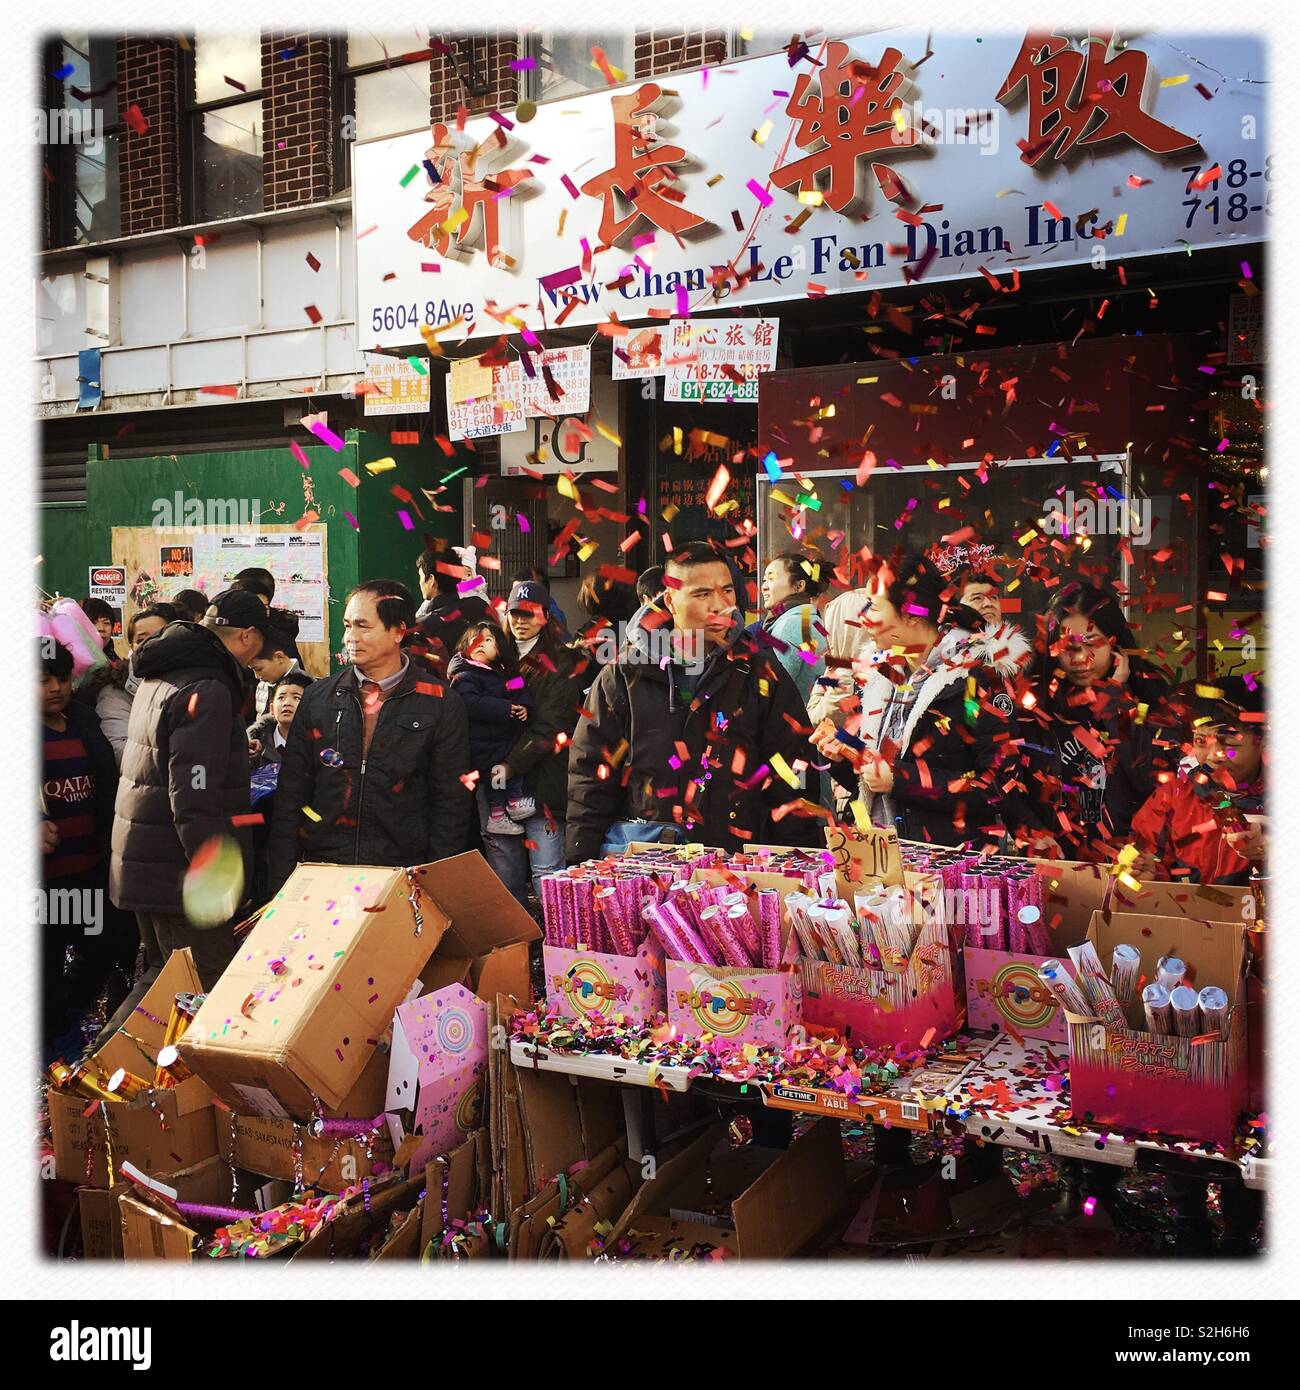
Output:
top-left (308, 421), bottom-right (346, 451)
top-left (675, 284), bottom-right (690, 316)
top-left (338, 467), bottom-right (360, 487)
top-left (746, 178), bottom-right (772, 207)
top-left (517, 513), bottom-right (531, 533)
top-left (421, 262), bottom-right (441, 272)
top-left (1241, 260), bottom-right (1253, 279)
top-left (397, 510), bottom-right (414, 531)
top-left (289, 440), bottom-right (311, 469)
top-left (488, 109), bottom-right (514, 130)
top-left (540, 265), bottom-right (582, 292)
top-left (561, 174), bottom-right (579, 199)
top-left (510, 56), bottom-right (537, 71)
top-left (344, 512), bottom-right (359, 530)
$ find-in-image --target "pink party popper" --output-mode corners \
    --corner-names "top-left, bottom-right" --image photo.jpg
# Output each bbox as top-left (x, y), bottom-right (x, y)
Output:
top-left (540, 876), bottom-right (561, 945)
top-left (556, 875), bottom-right (578, 950)
top-left (641, 900), bottom-right (700, 964)
top-left (1006, 875), bottom-right (1028, 954)
top-left (960, 871), bottom-right (986, 949)
top-left (695, 904), bottom-right (731, 963)
top-left (596, 885), bottom-right (637, 957)
top-left (712, 903), bottom-right (757, 968)
top-left (571, 876), bottom-right (597, 950)
top-left (660, 897), bottom-right (715, 964)
top-left (757, 889), bottom-right (783, 969)
top-left (722, 892), bottom-right (762, 960)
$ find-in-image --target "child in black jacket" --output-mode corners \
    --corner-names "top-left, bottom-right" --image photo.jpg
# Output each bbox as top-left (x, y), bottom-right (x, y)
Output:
top-left (448, 621), bottom-right (534, 835)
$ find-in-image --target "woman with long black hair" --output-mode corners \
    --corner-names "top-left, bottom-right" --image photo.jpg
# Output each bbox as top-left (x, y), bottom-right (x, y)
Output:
top-left (813, 550), bottom-right (1036, 850)
top-left (1021, 578), bottom-right (1172, 862)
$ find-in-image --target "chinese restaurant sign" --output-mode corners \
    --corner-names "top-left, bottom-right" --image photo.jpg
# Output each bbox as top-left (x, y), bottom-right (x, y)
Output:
top-left (354, 31), bottom-right (1267, 346)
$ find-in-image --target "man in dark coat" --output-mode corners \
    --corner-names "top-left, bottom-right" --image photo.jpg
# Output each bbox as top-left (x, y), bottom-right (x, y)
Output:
top-left (266, 580), bottom-right (472, 895)
top-left (566, 542), bottom-right (823, 862)
top-left (105, 589), bottom-right (267, 1030)
top-left (414, 547), bottom-right (491, 664)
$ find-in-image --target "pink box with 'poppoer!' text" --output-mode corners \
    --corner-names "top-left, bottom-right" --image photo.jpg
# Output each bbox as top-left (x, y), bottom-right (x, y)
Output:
top-left (544, 937), bottom-right (666, 1027)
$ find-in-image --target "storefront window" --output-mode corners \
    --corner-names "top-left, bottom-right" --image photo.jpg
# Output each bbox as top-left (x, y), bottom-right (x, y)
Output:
top-left (185, 34), bottom-right (264, 221)
top-left (43, 34), bottom-right (121, 247)
top-left (529, 31), bottom-right (632, 102)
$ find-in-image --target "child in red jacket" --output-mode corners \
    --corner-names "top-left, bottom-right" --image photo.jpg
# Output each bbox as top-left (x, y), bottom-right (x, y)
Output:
top-left (1130, 677), bottom-right (1265, 884)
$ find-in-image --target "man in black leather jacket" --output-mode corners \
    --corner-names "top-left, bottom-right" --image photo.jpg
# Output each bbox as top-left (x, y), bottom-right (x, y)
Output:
top-left (266, 580), bottom-right (471, 896)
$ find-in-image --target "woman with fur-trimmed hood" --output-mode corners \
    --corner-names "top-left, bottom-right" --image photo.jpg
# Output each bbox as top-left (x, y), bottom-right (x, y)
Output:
top-left (814, 550), bottom-right (1039, 850)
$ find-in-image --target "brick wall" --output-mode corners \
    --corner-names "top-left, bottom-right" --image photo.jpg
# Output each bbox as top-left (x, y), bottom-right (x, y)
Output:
top-left (634, 29), bottom-right (728, 79)
top-left (431, 33), bottom-right (519, 123)
top-left (116, 37), bottom-right (181, 234)
top-left (262, 34), bottom-right (334, 210)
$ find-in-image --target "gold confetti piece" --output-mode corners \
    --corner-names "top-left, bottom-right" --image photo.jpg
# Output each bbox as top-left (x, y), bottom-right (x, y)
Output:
top-left (892, 108), bottom-right (908, 133)
top-left (556, 474), bottom-right (578, 501)
top-left (577, 541), bottom-right (597, 562)
top-left (797, 189), bottom-right (824, 206)
top-left (365, 457), bottom-right (397, 474)
top-left (1115, 213), bottom-right (1128, 236)
top-left (596, 420), bottom-right (622, 447)
top-left (752, 120), bottom-right (773, 145)
top-left (302, 806), bottom-right (321, 822)
top-left (849, 799), bottom-right (870, 833)
top-left (1160, 74), bottom-right (1189, 86)
top-left (440, 208), bottom-right (468, 235)
top-left (707, 173), bottom-right (724, 187)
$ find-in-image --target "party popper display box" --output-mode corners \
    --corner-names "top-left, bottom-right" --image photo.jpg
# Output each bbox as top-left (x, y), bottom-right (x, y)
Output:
top-left (384, 981), bottom-right (489, 1175)
top-left (963, 860), bottom-right (1106, 1042)
top-left (1064, 912), bottom-right (1249, 1145)
top-left (797, 871), bottom-right (961, 1049)
top-left (49, 950), bottom-right (218, 1187)
top-left (181, 852), bottom-right (538, 1121)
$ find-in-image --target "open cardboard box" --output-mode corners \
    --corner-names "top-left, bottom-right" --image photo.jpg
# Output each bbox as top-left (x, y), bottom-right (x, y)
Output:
top-left (606, 1118), bottom-right (848, 1260)
top-left (385, 870), bottom-right (537, 1176)
top-left (218, 1040), bottom-right (395, 1191)
top-left (78, 1182), bottom-right (128, 1260)
top-left (962, 861), bottom-right (1107, 1042)
top-left (180, 851), bottom-right (538, 1122)
top-left (543, 935), bottom-right (667, 1029)
top-left (1065, 911), bottom-right (1249, 1145)
top-left (117, 1156), bottom-right (293, 1261)
top-left (50, 950), bottom-right (218, 1187)
top-left (800, 871), bottom-right (962, 1049)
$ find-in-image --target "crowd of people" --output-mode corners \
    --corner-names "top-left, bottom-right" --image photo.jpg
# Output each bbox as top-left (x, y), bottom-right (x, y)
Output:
top-left (39, 542), bottom-right (1266, 1061)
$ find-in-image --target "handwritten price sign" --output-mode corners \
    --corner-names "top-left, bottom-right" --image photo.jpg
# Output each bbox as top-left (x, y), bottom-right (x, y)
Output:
top-left (824, 825), bottom-right (904, 891)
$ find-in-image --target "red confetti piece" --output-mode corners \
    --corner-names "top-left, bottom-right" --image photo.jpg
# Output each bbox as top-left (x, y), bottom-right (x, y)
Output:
top-left (1042, 199), bottom-right (1064, 220)
top-left (201, 384), bottom-right (240, 397)
top-left (338, 468), bottom-right (360, 487)
top-left (304, 304), bottom-right (322, 324)
top-left (305, 252), bottom-right (320, 272)
top-left (230, 813), bottom-right (265, 827)
top-left (124, 103), bottom-right (149, 136)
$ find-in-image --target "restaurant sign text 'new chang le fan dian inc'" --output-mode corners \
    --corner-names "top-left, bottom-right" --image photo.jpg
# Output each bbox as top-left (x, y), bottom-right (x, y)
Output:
top-left (352, 30), bottom-right (1267, 347)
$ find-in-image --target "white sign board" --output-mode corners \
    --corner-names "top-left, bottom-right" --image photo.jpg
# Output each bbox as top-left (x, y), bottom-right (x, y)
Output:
top-left (501, 372), bottom-right (621, 476)
top-left (186, 532), bottom-right (328, 643)
top-left (354, 31), bottom-right (1268, 346)
top-left (363, 355), bottom-right (431, 415)
top-left (664, 317), bottom-right (779, 403)
top-left (519, 345), bottom-right (591, 418)
top-left (88, 565), bottom-right (127, 609)
top-left (445, 362), bottom-right (526, 441)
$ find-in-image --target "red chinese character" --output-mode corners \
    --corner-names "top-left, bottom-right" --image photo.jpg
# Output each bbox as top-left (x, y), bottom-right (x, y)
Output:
top-left (770, 41), bottom-right (923, 216)
top-left (407, 124), bottom-right (533, 265)
top-left (997, 31), bottom-right (1199, 165)
top-left (724, 323), bottom-right (747, 347)
top-left (752, 320), bottom-right (774, 347)
top-left (580, 84), bottom-right (709, 246)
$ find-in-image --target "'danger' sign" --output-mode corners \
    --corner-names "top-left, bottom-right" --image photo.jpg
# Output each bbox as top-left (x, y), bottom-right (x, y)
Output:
top-left (353, 30), bottom-right (1267, 347)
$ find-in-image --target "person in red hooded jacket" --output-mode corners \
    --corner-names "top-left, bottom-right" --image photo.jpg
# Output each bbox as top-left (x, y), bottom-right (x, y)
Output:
top-left (1129, 677), bottom-right (1265, 885)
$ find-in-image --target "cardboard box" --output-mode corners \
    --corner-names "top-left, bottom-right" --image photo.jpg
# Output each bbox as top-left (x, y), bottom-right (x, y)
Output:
top-left (216, 1034), bottom-right (395, 1190)
top-left (800, 872), bottom-right (961, 1049)
top-left (421, 1130), bottom-right (492, 1259)
top-left (1065, 911), bottom-right (1249, 1145)
top-left (963, 863), bottom-right (1103, 1042)
top-left (77, 1183), bottom-right (127, 1260)
top-left (606, 1118), bottom-right (848, 1260)
top-left (50, 951), bottom-right (218, 1187)
top-left (386, 892), bottom-right (536, 1176)
top-left (180, 851), bottom-right (539, 1121)
top-left (117, 1156), bottom-right (240, 1261)
top-left (667, 959), bottom-right (800, 1049)
top-left (543, 936), bottom-right (666, 1027)
top-left (385, 982), bottom-right (488, 1175)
